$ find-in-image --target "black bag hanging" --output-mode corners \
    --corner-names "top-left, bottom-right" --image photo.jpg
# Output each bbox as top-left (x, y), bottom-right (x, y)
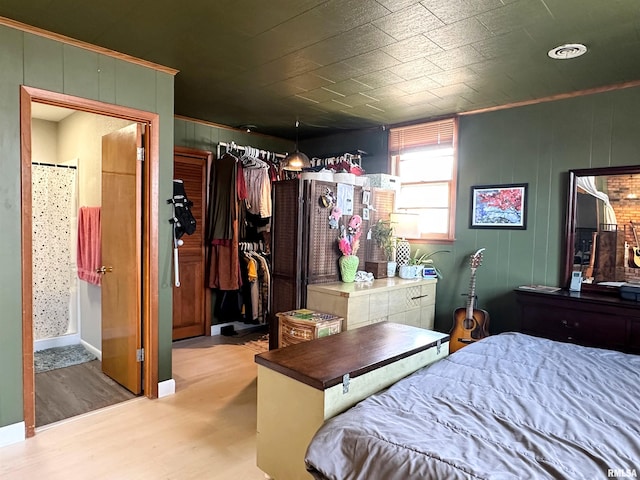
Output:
top-left (170, 179), bottom-right (196, 239)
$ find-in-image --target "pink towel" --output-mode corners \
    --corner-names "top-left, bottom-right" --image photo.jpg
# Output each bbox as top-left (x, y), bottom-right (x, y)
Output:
top-left (77, 206), bottom-right (101, 286)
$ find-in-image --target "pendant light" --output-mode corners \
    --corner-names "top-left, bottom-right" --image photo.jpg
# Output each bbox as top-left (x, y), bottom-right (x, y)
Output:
top-left (283, 120), bottom-right (310, 171)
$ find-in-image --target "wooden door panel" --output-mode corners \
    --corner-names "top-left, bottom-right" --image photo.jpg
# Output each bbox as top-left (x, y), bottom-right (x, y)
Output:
top-left (172, 253), bottom-right (204, 339)
top-left (172, 151), bottom-right (208, 340)
top-left (270, 180), bottom-right (303, 349)
top-left (101, 124), bottom-right (142, 394)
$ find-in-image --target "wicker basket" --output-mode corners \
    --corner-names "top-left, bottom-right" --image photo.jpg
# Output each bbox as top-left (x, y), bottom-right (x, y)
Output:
top-left (365, 261), bottom-right (388, 279)
top-left (277, 309), bottom-right (343, 348)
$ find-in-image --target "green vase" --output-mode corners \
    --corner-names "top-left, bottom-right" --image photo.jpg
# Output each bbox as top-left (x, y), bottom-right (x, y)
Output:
top-left (339, 255), bottom-right (359, 283)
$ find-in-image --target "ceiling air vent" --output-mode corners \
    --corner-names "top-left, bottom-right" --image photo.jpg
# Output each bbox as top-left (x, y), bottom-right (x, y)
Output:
top-left (547, 43), bottom-right (587, 60)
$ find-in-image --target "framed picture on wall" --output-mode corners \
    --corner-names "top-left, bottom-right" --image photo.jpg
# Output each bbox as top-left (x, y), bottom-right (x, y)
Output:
top-left (470, 183), bottom-right (528, 229)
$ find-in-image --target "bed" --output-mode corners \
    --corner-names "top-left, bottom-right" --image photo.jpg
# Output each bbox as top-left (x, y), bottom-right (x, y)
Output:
top-left (305, 332), bottom-right (640, 479)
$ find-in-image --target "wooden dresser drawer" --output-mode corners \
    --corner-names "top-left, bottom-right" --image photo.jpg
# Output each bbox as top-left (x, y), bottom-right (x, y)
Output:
top-left (630, 321), bottom-right (640, 354)
top-left (307, 278), bottom-right (437, 332)
top-left (522, 305), bottom-right (626, 347)
top-left (515, 289), bottom-right (640, 351)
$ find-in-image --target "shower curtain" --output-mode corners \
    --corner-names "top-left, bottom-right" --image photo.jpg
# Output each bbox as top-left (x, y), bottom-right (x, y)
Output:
top-left (32, 164), bottom-right (77, 340)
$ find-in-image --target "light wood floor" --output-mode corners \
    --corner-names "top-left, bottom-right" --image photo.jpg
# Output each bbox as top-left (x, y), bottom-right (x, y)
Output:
top-left (0, 335), bottom-right (268, 479)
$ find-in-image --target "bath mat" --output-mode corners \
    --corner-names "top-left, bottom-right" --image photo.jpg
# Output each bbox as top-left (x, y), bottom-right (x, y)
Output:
top-left (34, 344), bottom-right (97, 373)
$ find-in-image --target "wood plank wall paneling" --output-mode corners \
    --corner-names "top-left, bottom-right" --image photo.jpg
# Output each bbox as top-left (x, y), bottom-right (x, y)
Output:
top-left (0, 21), bottom-right (174, 431)
top-left (432, 88), bottom-right (640, 334)
top-left (292, 85), bottom-right (640, 336)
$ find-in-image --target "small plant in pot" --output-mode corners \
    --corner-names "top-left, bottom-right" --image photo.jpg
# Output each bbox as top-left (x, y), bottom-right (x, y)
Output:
top-left (409, 249), bottom-right (450, 279)
top-left (371, 219), bottom-right (397, 276)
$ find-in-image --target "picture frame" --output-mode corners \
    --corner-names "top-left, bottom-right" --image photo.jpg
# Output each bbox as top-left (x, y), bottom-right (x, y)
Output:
top-left (470, 183), bottom-right (528, 229)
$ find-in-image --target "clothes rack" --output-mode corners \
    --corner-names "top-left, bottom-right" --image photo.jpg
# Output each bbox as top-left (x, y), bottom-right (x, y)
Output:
top-left (217, 141), bottom-right (286, 162)
top-left (239, 241), bottom-right (265, 252)
top-left (309, 151), bottom-right (364, 169)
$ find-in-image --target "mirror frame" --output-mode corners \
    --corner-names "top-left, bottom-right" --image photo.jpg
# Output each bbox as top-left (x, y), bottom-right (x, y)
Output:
top-left (564, 165), bottom-right (640, 294)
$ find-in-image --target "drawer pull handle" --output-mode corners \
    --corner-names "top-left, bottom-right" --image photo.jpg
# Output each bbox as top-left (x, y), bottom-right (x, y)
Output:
top-left (561, 319), bottom-right (580, 328)
top-left (411, 294), bottom-right (429, 300)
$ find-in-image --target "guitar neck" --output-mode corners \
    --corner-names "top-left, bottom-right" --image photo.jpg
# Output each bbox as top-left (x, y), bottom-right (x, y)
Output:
top-left (633, 222), bottom-right (640, 248)
top-left (466, 268), bottom-right (477, 318)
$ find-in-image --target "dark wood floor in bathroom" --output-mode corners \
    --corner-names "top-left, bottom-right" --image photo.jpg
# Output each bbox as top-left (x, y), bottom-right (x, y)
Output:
top-left (35, 360), bottom-right (137, 427)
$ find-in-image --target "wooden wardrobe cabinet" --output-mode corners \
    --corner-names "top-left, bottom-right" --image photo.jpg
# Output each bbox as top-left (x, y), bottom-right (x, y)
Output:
top-left (270, 178), bottom-right (394, 349)
top-left (515, 288), bottom-right (640, 354)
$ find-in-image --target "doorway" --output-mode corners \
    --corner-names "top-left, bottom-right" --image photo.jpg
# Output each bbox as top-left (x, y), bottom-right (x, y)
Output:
top-left (20, 86), bottom-right (160, 437)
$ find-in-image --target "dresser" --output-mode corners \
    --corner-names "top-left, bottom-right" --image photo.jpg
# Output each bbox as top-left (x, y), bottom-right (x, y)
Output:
top-left (515, 288), bottom-right (640, 353)
top-left (255, 323), bottom-right (449, 480)
top-left (306, 277), bottom-right (437, 331)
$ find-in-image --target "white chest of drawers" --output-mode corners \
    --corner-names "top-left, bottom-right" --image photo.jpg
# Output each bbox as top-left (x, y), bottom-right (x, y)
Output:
top-left (307, 277), bottom-right (437, 331)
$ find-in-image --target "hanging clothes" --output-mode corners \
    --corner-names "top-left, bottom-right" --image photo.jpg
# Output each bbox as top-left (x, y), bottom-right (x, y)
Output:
top-left (239, 249), bottom-right (271, 324)
top-left (209, 220), bottom-right (242, 291)
top-left (243, 165), bottom-right (272, 219)
top-left (208, 152), bottom-right (238, 241)
top-left (240, 251), bottom-right (259, 322)
top-left (250, 251), bottom-right (271, 323)
top-left (207, 152), bottom-right (242, 290)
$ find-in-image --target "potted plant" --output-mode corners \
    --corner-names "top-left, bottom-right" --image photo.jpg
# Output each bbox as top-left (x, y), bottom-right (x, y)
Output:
top-left (370, 219), bottom-right (397, 277)
top-left (409, 249), bottom-right (449, 279)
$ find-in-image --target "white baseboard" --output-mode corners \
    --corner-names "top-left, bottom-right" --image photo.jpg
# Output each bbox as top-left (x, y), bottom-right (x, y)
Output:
top-left (0, 421), bottom-right (25, 448)
top-left (210, 321), bottom-right (259, 336)
top-left (81, 339), bottom-right (102, 361)
top-left (158, 379), bottom-right (175, 398)
top-left (34, 333), bottom-right (81, 352)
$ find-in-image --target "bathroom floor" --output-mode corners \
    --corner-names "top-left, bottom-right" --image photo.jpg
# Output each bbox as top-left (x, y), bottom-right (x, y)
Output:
top-left (35, 360), bottom-right (136, 427)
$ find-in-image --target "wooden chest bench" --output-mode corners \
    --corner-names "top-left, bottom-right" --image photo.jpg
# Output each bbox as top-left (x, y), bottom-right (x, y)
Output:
top-left (255, 322), bottom-right (449, 479)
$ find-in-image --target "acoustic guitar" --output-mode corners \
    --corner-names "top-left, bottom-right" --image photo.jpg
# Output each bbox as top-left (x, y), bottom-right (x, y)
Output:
top-left (450, 248), bottom-right (490, 354)
top-left (629, 221), bottom-right (640, 268)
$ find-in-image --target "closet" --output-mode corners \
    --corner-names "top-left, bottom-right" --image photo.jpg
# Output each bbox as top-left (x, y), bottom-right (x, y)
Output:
top-left (207, 142), bottom-right (281, 329)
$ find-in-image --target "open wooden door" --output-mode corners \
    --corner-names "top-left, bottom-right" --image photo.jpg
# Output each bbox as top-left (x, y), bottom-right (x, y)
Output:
top-left (100, 124), bottom-right (142, 394)
top-left (172, 148), bottom-right (209, 340)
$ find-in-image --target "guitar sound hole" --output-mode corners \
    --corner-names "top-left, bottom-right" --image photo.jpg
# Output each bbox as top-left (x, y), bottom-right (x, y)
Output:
top-left (463, 317), bottom-right (475, 330)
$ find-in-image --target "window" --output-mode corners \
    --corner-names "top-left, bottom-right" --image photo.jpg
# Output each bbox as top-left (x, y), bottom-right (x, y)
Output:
top-left (389, 118), bottom-right (457, 242)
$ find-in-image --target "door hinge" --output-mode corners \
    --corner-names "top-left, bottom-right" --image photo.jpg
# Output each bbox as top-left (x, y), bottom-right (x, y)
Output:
top-left (136, 348), bottom-right (144, 362)
top-left (137, 147), bottom-right (145, 161)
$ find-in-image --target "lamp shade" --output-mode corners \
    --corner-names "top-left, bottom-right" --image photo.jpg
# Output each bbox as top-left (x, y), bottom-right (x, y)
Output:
top-left (389, 212), bottom-right (420, 239)
top-left (282, 150), bottom-right (311, 171)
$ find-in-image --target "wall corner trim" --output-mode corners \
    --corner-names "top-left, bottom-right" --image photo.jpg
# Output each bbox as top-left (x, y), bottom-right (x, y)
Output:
top-left (0, 421), bottom-right (26, 448)
top-left (158, 379), bottom-right (176, 398)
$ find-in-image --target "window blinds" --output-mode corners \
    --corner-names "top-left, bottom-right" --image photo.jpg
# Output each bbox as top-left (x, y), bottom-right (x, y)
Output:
top-left (389, 118), bottom-right (455, 154)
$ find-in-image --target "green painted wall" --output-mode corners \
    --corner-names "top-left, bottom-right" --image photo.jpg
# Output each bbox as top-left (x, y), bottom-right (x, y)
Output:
top-left (0, 25), bottom-right (174, 429)
top-left (299, 127), bottom-right (389, 174)
top-left (425, 86), bottom-right (640, 335)
top-left (298, 86), bottom-right (640, 336)
top-left (174, 119), bottom-right (294, 156)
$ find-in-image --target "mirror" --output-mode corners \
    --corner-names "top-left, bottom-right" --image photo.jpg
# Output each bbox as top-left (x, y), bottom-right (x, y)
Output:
top-left (565, 165), bottom-right (640, 293)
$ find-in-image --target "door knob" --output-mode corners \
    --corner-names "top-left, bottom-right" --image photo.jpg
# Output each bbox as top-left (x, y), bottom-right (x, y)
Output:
top-left (96, 266), bottom-right (113, 274)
